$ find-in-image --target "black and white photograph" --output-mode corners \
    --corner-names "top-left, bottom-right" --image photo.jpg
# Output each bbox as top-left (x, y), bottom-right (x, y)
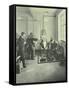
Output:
top-left (16, 5), bottom-right (67, 84)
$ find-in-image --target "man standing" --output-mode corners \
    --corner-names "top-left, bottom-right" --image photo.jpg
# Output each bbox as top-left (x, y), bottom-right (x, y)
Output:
top-left (26, 33), bottom-right (37, 60)
top-left (17, 32), bottom-right (26, 68)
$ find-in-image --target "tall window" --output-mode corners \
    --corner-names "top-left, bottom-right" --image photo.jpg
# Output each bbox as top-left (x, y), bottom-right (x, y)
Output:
top-left (58, 10), bottom-right (66, 41)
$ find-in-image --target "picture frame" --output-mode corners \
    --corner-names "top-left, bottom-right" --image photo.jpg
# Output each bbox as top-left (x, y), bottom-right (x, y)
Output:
top-left (9, 4), bottom-right (67, 85)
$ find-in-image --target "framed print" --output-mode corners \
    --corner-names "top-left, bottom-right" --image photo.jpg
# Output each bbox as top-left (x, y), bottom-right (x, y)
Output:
top-left (9, 4), bottom-right (67, 85)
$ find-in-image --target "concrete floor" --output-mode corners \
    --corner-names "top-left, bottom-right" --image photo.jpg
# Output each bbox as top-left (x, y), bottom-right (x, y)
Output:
top-left (16, 58), bottom-right (66, 83)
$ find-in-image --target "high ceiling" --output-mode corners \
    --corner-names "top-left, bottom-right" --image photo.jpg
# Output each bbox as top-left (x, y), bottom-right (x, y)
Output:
top-left (16, 6), bottom-right (62, 20)
top-left (30, 8), bottom-right (57, 16)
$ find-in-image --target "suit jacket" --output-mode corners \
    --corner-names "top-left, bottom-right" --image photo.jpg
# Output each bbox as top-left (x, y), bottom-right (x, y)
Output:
top-left (40, 40), bottom-right (44, 49)
top-left (17, 36), bottom-right (24, 49)
top-left (17, 36), bottom-right (25, 57)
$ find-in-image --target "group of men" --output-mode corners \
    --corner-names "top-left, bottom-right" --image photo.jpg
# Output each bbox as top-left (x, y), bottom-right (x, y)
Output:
top-left (16, 32), bottom-right (37, 68)
top-left (37, 38), bottom-right (65, 62)
top-left (16, 32), bottom-right (65, 68)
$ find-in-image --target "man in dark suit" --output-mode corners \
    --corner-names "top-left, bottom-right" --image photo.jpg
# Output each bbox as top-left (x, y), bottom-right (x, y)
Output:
top-left (40, 40), bottom-right (44, 49)
top-left (26, 33), bottom-right (37, 60)
top-left (17, 32), bottom-right (26, 68)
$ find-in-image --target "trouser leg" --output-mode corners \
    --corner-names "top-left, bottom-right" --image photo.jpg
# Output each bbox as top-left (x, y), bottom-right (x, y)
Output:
top-left (27, 48), bottom-right (30, 59)
top-left (20, 50), bottom-right (26, 68)
top-left (31, 49), bottom-right (34, 60)
top-left (22, 58), bottom-right (26, 68)
top-left (21, 56), bottom-right (26, 68)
